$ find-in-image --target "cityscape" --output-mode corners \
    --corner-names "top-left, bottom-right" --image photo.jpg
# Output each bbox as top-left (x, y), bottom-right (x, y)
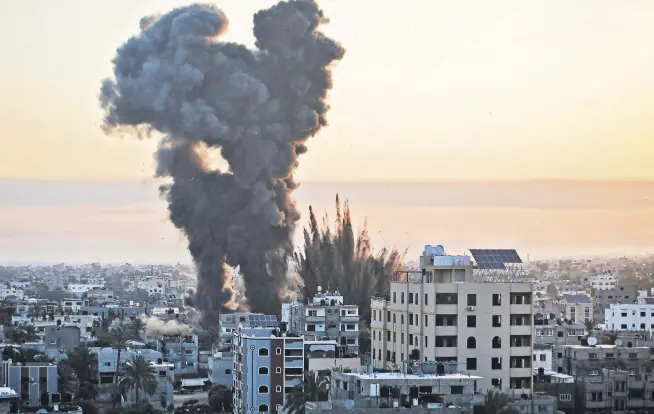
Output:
top-left (1, 1), bottom-right (653, 414)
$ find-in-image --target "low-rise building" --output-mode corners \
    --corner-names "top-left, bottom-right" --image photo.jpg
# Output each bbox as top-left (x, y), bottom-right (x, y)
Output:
top-left (156, 334), bottom-right (199, 376)
top-left (122, 362), bottom-right (174, 409)
top-left (562, 344), bottom-right (651, 377)
top-left (533, 344), bottom-right (552, 372)
top-left (304, 340), bottom-right (361, 373)
top-left (593, 285), bottom-right (637, 321)
top-left (208, 352), bottom-right (233, 387)
top-left (579, 368), bottom-right (654, 413)
top-left (68, 284), bottom-right (104, 297)
top-left (588, 271), bottom-right (617, 291)
top-left (61, 299), bottom-right (89, 314)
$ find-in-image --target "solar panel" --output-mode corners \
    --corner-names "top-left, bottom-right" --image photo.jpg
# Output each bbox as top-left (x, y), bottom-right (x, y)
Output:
top-left (470, 249), bottom-right (521, 268)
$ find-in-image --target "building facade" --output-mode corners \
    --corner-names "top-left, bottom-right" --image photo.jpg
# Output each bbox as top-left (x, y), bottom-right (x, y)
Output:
top-left (604, 303), bottom-right (654, 335)
top-left (282, 290), bottom-right (360, 354)
top-left (7, 363), bottom-right (58, 407)
top-left (371, 249), bottom-right (534, 393)
top-left (588, 272), bottom-right (617, 291)
top-left (233, 327), bottom-right (304, 414)
top-left (561, 294), bottom-right (592, 324)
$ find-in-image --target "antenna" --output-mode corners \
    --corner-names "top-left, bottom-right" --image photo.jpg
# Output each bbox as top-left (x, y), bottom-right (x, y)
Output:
top-left (587, 337), bottom-right (597, 346)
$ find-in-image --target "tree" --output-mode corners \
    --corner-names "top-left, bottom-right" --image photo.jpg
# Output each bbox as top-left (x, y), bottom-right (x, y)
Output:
top-left (603, 330), bottom-right (619, 345)
top-left (583, 320), bottom-right (595, 335)
top-left (174, 400), bottom-right (211, 414)
top-left (109, 322), bottom-right (129, 406)
top-left (68, 346), bottom-right (98, 385)
top-left (79, 400), bottom-right (100, 414)
top-left (120, 355), bottom-right (157, 404)
top-left (293, 195), bottom-right (405, 323)
top-left (480, 390), bottom-right (519, 414)
top-left (58, 359), bottom-right (79, 397)
top-left (127, 317), bottom-right (146, 340)
top-left (208, 385), bottom-right (233, 413)
top-left (284, 371), bottom-right (330, 414)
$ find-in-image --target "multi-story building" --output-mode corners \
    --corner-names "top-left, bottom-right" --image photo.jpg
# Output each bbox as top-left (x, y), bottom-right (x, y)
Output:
top-left (7, 362), bottom-right (58, 407)
top-left (0, 286), bottom-right (25, 300)
top-left (282, 289), bottom-right (360, 354)
top-left (218, 313), bottom-right (279, 345)
top-left (579, 368), bottom-right (654, 414)
top-left (61, 299), bottom-right (89, 313)
top-left (562, 344), bottom-right (651, 378)
top-left (561, 294), bottom-right (592, 324)
top-left (208, 351), bottom-right (234, 387)
top-left (304, 340), bottom-right (361, 373)
top-left (371, 247), bottom-right (534, 393)
top-left (137, 278), bottom-right (167, 296)
top-left (91, 347), bottom-right (163, 386)
top-left (44, 326), bottom-right (80, 356)
top-left (588, 271), bottom-right (617, 291)
top-left (593, 285), bottom-right (637, 321)
top-left (156, 334), bottom-right (199, 376)
top-left (233, 327), bottom-right (304, 414)
top-left (604, 302), bottom-right (654, 335)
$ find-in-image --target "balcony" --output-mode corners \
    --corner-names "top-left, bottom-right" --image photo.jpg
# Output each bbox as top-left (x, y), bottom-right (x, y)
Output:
top-left (434, 326), bottom-right (457, 336)
top-left (434, 304), bottom-right (458, 314)
top-left (510, 325), bottom-right (532, 336)
top-left (510, 304), bottom-right (532, 315)
top-left (305, 316), bottom-right (325, 323)
top-left (339, 315), bottom-right (359, 323)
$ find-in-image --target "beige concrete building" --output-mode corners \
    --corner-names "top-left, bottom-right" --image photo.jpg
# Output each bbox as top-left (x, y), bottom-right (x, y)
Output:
top-left (371, 248), bottom-right (534, 393)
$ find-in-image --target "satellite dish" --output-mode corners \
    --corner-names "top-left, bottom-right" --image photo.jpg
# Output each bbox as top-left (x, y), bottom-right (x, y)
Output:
top-left (615, 338), bottom-right (624, 346)
top-left (435, 245), bottom-right (445, 256)
top-left (587, 337), bottom-right (597, 346)
top-left (343, 400), bottom-right (355, 409)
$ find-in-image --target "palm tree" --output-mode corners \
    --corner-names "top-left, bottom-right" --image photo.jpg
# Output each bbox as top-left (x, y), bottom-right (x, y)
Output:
top-left (284, 371), bottom-right (330, 414)
top-left (58, 359), bottom-right (79, 398)
top-left (127, 317), bottom-right (146, 341)
top-left (481, 390), bottom-right (519, 414)
top-left (120, 355), bottom-right (157, 405)
top-left (109, 322), bottom-right (129, 406)
top-left (68, 346), bottom-right (98, 384)
top-left (583, 320), bottom-right (595, 335)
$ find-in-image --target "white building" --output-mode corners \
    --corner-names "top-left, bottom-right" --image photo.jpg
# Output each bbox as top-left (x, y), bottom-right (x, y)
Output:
top-left (371, 246), bottom-right (534, 393)
top-left (0, 286), bottom-right (25, 300)
top-left (604, 303), bottom-right (654, 334)
top-left (68, 284), bottom-right (104, 296)
top-left (532, 344), bottom-right (552, 372)
top-left (138, 279), bottom-right (167, 296)
top-left (588, 272), bottom-right (617, 291)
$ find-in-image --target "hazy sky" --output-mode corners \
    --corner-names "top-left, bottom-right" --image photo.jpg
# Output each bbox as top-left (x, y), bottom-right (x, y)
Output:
top-left (1, 0), bottom-right (654, 182)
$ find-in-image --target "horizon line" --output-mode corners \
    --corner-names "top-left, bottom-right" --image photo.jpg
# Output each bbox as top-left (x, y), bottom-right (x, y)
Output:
top-left (1, 177), bottom-right (654, 185)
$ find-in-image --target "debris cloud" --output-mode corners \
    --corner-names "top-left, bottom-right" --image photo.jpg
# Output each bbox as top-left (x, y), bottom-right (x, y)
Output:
top-left (99, 1), bottom-right (345, 325)
top-left (143, 316), bottom-right (192, 337)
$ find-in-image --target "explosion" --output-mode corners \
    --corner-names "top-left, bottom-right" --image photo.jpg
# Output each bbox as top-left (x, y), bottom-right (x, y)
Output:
top-left (99, 1), bottom-right (345, 325)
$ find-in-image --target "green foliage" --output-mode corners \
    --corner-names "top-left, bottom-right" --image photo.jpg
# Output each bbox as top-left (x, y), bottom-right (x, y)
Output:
top-left (480, 390), bottom-right (520, 414)
top-left (284, 371), bottom-right (330, 414)
top-left (68, 346), bottom-right (98, 384)
top-left (174, 400), bottom-right (212, 414)
top-left (7, 325), bottom-right (39, 344)
top-left (208, 385), bottom-right (233, 413)
top-left (79, 400), bottom-right (100, 414)
top-left (1, 346), bottom-right (51, 364)
top-left (120, 355), bottom-right (158, 404)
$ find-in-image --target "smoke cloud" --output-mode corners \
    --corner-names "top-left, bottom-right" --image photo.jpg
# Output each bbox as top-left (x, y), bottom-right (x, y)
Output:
top-left (143, 316), bottom-right (192, 337)
top-left (99, 1), bottom-right (345, 325)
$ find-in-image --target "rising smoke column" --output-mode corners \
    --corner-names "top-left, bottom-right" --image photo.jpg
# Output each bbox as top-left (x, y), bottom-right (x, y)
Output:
top-left (99, 1), bottom-right (345, 325)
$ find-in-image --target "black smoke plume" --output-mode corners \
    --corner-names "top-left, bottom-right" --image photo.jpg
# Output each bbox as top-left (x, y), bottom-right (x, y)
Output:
top-left (293, 195), bottom-right (406, 322)
top-left (99, 1), bottom-right (345, 326)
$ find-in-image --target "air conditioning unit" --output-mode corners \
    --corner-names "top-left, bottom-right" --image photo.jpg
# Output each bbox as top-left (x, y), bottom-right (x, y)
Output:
top-left (466, 306), bottom-right (475, 311)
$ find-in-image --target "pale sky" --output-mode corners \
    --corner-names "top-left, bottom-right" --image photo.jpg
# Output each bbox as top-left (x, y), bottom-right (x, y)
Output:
top-left (1, 0), bottom-right (654, 182)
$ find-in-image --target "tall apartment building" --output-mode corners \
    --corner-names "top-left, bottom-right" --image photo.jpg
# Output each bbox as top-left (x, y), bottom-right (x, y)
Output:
top-left (282, 289), bottom-right (360, 354)
top-left (233, 327), bottom-right (304, 414)
top-left (371, 247), bottom-right (533, 393)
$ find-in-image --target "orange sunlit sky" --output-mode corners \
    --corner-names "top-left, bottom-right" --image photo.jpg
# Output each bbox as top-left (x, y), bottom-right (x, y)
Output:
top-left (0, 1), bottom-right (653, 263)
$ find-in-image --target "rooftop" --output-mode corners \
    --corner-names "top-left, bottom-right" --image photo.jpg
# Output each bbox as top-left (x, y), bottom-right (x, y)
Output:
top-left (562, 294), bottom-right (591, 304)
top-left (338, 372), bottom-right (483, 381)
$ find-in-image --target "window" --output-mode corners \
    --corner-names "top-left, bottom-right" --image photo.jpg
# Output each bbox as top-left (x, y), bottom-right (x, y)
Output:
top-left (641, 311), bottom-right (646, 317)
top-left (409, 334), bottom-right (414, 345)
top-left (258, 404), bottom-right (269, 412)
top-left (393, 314), bottom-right (396, 323)
top-left (467, 294), bottom-right (477, 306)
top-left (467, 315), bottom-right (476, 328)
top-left (346, 324), bottom-right (355, 330)
top-left (540, 354), bottom-right (546, 361)
top-left (492, 336), bottom-right (501, 349)
top-left (424, 315), bottom-right (428, 327)
top-left (492, 315), bottom-right (501, 327)
top-left (258, 348), bottom-right (269, 356)
top-left (259, 367), bottom-right (269, 375)
top-left (491, 357), bottom-right (502, 370)
top-left (185, 349), bottom-right (193, 355)
top-left (258, 385), bottom-right (269, 394)
top-left (424, 336), bottom-right (428, 347)
top-left (49, 340), bottom-right (56, 345)
top-left (401, 292), bottom-right (405, 304)
top-left (409, 293), bottom-right (413, 304)
top-left (451, 386), bottom-right (464, 394)
top-left (467, 337), bottom-right (476, 349)
top-left (276, 385), bottom-right (282, 392)
top-left (425, 294), bottom-right (428, 304)
top-left (492, 294), bottom-right (501, 306)
top-left (393, 292), bottom-right (396, 303)
top-left (225, 369), bottom-right (232, 374)
top-left (276, 347), bottom-right (282, 355)
top-left (435, 293), bottom-right (457, 304)
top-left (466, 358), bottom-right (477, 370)
top-left (409, 314), bottom-right (414, 325)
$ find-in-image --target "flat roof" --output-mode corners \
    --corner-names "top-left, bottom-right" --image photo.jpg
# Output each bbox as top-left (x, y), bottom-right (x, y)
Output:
top-left (338, 372), bottom-right (483, 381)
top-left (305, 340), bottom-right (339, 345)
top-left (565, 344), bottom-right (649, 350)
